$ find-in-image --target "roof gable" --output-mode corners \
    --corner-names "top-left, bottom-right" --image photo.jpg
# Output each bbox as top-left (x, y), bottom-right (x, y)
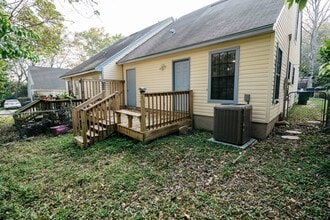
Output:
top-left (119, 0), bottom-right (284, 63)
top-left (29, 66), bottom-right (68, 90)
top-left (61, 17), bottom-right (173, 78)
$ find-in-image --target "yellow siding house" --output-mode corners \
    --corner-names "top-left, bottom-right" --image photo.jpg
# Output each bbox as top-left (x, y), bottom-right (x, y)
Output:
top-left (117, 0), bottom-right (301, 139)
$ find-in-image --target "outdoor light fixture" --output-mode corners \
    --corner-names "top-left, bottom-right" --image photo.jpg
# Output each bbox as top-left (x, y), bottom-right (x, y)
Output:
top-left (159, 64), bottom-right (166, 71)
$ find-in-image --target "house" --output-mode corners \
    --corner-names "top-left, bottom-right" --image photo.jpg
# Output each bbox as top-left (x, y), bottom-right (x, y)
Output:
top-left (60, 17), bottom-right (174, 99)
top-left (61, 0), bottom-right (301, 147)
top-left (116, 0), bottom-right (301, 140)
top-left (27, 66), bottom-right (68, 100)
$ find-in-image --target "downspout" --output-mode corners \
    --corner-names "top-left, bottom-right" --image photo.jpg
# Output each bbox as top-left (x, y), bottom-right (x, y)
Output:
top-left (121, 64), bottom-right (125, 107)
top-left (283, 34), bottom-right (292, 120)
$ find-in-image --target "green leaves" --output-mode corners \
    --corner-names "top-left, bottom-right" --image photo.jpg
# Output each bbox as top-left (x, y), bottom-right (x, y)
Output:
top-left (0, 15), bottom-right (39, 62)
top-left (285, 0), bottom-right (308, 10)
top-left (74, 27), bottom-right (123, 62)
top-left (317, 39), bottom-right (330, 89)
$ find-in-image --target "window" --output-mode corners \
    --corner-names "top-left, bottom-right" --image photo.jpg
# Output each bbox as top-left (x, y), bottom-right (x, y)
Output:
top-left (273, 46), bottom-right (282, 102)
top-left (292, 67), bottom-right (295, 85)
top-left (288, 62), bottom-right (291, 80)
top-left (209, 47), bottom-right (238, 102)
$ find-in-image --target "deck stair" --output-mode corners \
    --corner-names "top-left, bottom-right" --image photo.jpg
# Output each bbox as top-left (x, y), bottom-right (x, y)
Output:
top-left (71, 82), bottom-right (193, 148)
top-left (72, 91), bottom-right (120, 148)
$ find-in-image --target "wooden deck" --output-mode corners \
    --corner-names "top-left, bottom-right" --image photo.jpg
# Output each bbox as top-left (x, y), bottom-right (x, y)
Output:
top-left (71, 79), bottom-right (193, 148)
top-left (116, 109), bottom-right (192, 142)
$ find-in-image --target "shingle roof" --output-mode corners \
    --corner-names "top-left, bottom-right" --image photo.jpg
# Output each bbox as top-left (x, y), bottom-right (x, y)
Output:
top-left (61, 18), bottom-right (173, 78)
top-left (119, 0), bottom-right (284, 63)
top-left (29, 66), bottom-right (67, 90)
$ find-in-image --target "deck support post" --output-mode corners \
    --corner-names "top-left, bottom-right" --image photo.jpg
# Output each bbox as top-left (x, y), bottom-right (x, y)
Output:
top-left (189, 90), bottom-right (193, 119)
top-left (81, 110), bottom-right (88, 148)
top-left (80, 79), bottom-right (85, 102)
top-left (139, 87), bottom-right (147, 132)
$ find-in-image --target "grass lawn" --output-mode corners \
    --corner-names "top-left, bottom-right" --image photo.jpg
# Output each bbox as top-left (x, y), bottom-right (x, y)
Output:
top-left (0, 99), bottom-right (329, 219)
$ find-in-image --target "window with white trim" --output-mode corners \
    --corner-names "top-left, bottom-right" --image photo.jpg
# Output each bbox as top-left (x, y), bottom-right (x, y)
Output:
top-left (273, 46), bottom-right (282, 102)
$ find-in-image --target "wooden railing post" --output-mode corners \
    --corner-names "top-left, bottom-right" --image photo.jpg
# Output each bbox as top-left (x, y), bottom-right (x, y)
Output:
top-left (139, 87), bottom-right (147, 132)
top-left (81, 110), bottom-right (88, 148)
top-left (80, 79), bottom-right (85, 102)
top-left (115, 91), bottom-right (120, 111)
top-left (189, 90), bottom-right (193, 119)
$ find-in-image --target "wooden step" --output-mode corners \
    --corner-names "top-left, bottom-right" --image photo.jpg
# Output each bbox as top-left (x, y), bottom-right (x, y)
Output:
top-left (74, 136), bottom-right (90, 148)
top-left (86, 131), bottom-right (100, 137)
top-left (99, 119), bottom-right (112, 126)
top-left (90, 125), bottom-right (107, 131)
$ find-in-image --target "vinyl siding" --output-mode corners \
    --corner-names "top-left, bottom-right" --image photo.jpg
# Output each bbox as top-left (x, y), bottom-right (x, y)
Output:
top-left (269, 4), bottom-right (301, 121)
top-left (123, 33), bottom-right (274, 124)
top-left (103, 62), bottom-right (122, 80)
top-left (102, 19), bottom-right (173, 80)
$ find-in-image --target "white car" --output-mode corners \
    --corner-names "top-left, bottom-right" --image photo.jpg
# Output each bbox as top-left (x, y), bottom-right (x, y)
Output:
top-left (4, 99), bottom-right (22, 109)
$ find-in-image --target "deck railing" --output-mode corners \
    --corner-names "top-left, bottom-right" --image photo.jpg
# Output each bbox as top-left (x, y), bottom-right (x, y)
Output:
top-left (13, 99), bottom-right (82, 137)
top-left (140, 90), bottom-right (193, 131)
top-left (14, 99), bottom-right (82, 123)
top-left (72, 91), bottom-right (106, 135)
top-left (79, 92), bottom-right (120, 147)
top-left (80, 79), bottom-right (124, 106)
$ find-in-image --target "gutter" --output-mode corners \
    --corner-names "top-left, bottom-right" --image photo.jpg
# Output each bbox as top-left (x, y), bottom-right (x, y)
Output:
top-left (283, 34), bottom-right (292, 120)
top-left (118, 24), bottom-right (275, 65)
top-left (60, 69), bottom-right (101, 79)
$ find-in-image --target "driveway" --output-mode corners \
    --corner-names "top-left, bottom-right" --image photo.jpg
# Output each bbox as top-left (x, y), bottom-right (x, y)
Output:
top-left (0, 109), bottom-right (17, 116)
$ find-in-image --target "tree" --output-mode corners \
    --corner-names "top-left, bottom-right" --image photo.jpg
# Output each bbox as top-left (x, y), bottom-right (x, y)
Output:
top-left (0, 0), bottom-right (99, 98)
top-left (73, 27), bottom-right (123, 62)
top-left (286, 0), bottom-right (309, 10)
top-left (2, 0), bottom-right (66, 97)
top-left (317, 38), bottom-right (330, 90)
top-left (303, 0), bottom-right (330, 88)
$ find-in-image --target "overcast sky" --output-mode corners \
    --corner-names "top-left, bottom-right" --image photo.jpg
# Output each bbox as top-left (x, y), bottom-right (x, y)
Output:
top-left (55, 0), bottom-right (216, 36)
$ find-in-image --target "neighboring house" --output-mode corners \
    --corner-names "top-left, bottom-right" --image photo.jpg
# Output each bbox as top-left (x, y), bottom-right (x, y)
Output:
top-left (27, 66), bottom-right (68, 100)
top-left (60, 17), bottom-right (174, 99)
top-left (116, 0), bottom-right (301, 139)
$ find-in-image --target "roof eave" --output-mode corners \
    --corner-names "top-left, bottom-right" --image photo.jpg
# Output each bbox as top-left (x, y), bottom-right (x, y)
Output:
top-left (118, 24), bottom-right (275, 65)
top-left (60, 69), bottom-right (101, 79)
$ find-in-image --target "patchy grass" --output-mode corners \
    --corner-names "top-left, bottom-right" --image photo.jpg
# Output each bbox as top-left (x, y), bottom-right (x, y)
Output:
top-left (0, 99), bottom-right (329, 219)
top-left (288, 98), bottom-right (324, 122)
top-left (0, 116), bottom-right (19, 144)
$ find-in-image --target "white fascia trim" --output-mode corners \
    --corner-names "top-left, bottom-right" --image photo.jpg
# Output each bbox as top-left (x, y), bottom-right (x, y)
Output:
top-left (273, 5), bottom-right (286, 30)
top-left (61, 70), bottom-right (101, 79)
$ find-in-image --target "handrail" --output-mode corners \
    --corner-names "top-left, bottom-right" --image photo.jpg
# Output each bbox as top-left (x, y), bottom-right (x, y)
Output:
top-left (74, 91), bottom-right (105, 111)
top-left (78, 92), bottom-right (119, 147)
top-left (83, 92), bottom-right (117, 112)
top-left (15, 100), bottom-right (42, 113)
top-left (144, 90), bottom-right (190, 96)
